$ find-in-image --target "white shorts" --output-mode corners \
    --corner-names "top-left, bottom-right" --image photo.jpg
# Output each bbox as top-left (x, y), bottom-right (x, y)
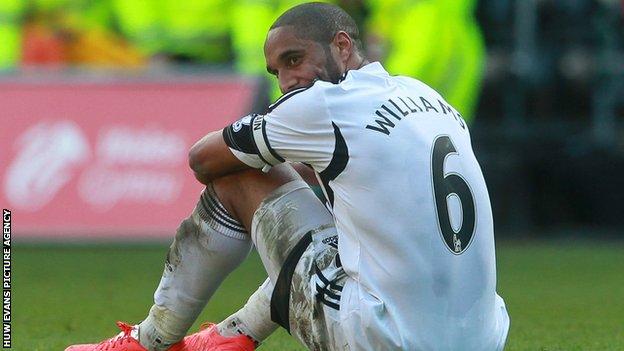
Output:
top-left (251, 180), bottom-right (350, 350)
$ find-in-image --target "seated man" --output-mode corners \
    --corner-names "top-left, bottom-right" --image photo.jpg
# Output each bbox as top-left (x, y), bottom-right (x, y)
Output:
top-left (66, 3), bottom-right (509, 351)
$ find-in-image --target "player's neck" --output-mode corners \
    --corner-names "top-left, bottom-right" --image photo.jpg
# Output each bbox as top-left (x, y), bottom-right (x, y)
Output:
top-left (345, 54), bottom-right (369, 72)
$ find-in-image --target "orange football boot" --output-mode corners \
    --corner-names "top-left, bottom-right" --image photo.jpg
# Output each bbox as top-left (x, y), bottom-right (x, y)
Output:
top-left (176, 323), bottom-right (256, 351)
top-left (65, 322), bottom-right (148, 351)
top-left (65, 321), bottom-right (255, 351)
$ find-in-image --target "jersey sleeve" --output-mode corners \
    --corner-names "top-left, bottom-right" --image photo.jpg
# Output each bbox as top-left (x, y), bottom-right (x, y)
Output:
top-left (223, 86), bottom-right (334, 172)
top-left (222, 114), bottom-right (267, 169)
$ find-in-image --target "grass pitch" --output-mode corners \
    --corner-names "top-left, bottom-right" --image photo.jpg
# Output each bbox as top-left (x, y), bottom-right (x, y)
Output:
top-left (14, 240), bottom-right (624, 350)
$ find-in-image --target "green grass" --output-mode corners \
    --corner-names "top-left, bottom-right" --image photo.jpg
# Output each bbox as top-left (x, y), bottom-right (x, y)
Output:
top-left (497, 241), bottom-right (624, 350)
top-left (14, 241), bottom-right (624, 350)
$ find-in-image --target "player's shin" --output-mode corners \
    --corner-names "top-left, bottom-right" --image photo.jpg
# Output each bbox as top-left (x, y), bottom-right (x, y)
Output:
top-left (217, 278), bottom-right (278, 346)
top-left (139, 185), bottom-right (252, 351)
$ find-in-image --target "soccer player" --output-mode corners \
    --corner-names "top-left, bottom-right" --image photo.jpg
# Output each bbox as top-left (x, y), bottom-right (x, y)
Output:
top-left (66, 3), bottom-right (509, 351)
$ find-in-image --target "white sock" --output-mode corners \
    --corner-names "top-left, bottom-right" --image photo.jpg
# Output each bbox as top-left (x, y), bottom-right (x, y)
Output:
top-left (137, 305), bottom-right (194, 350)
top-left (218, 278), bottom-right (278, 346)
top-left (138, 185), bottom-right (252, 351)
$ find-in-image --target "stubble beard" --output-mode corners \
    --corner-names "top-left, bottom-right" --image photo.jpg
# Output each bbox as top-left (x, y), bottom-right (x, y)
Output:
top-left (322, 44), bottom-right (343, 84)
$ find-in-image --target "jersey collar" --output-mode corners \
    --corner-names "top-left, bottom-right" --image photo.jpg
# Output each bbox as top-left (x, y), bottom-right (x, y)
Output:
top-left (356, 61), bottom-right (389, 75)
top-left (339, 61), bottom-right (389, 83)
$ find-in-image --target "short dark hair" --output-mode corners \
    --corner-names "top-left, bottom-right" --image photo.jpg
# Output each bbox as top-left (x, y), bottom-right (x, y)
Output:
top-left (270, 2), bottom-right (363, 53)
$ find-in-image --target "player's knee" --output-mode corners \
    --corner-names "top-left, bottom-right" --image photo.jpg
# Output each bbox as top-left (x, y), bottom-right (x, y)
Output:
top-left (210, 174), bottom-right (248, 217)
top-left (213, 165), bottom-right (301, 203)
top-left (210, 169), bottom-right (267, 215)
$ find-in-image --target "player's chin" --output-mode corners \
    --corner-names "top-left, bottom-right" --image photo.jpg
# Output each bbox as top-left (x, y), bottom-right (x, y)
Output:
top-left (323, 72), bottom-right (342, 84)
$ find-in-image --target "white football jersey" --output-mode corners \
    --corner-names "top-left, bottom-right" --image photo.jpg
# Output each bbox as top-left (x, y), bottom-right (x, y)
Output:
top-left (224, 62), bottom-right (509, 350)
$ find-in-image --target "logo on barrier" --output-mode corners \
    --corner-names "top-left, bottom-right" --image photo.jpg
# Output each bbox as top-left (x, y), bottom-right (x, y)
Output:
top-left (4, 121), bottom-right (90, 211)
top-left (77, 126), bottom-right (186, 210)
top-left (3, 121), bottom-right (189, 212)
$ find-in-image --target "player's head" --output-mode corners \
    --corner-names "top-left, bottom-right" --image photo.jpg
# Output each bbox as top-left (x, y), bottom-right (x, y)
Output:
top-left (264, 2), bottom-right (367, 94)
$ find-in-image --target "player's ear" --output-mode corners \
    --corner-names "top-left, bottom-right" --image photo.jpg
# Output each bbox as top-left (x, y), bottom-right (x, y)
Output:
top-left (332, 31), bottom-right (353, 63)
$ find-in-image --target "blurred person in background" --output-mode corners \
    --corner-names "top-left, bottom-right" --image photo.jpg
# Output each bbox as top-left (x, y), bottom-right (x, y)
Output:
top-left (0, 0), bottom-right (25, 71)
top-left (366, 0), bottom-right (485, 123)
top-left (21, 0), bottom-right (145, 68)
top-left (110, 0), bottom-right (232, 65)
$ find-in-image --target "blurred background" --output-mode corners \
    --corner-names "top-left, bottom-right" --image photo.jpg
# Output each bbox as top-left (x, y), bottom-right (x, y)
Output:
top-left (2, 0), bottom-right (623, 240)
top-left (4, 1), bottom-right (624, 349)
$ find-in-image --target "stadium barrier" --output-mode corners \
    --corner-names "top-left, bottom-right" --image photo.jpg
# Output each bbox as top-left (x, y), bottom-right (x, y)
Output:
top-left (1, 77), bottom-right (254, 240)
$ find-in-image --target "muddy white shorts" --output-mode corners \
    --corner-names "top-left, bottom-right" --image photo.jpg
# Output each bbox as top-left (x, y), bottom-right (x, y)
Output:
top-left (251, 180), bottom-right (351, 350)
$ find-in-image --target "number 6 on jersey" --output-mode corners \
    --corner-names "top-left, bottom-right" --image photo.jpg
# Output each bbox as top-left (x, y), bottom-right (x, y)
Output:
top-left (431, 135), bottom-right (476, 254)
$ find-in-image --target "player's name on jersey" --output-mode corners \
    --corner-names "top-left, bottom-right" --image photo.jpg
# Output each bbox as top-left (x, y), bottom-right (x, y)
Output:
top-left (366, 95), bottom-right (467, 135)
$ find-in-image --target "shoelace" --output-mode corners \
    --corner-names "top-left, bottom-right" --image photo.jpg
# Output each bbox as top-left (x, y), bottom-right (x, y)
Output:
top-left (199, 322), bottom-right (215, 331)
top-left (95, 322), bottom-right (135, 351)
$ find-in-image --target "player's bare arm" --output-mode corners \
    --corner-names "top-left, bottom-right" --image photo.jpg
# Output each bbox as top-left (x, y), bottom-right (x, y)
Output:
top-left (188, 130), bottom-right (249, 184)
top-left (189, 128), bottom-right (318, 187)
